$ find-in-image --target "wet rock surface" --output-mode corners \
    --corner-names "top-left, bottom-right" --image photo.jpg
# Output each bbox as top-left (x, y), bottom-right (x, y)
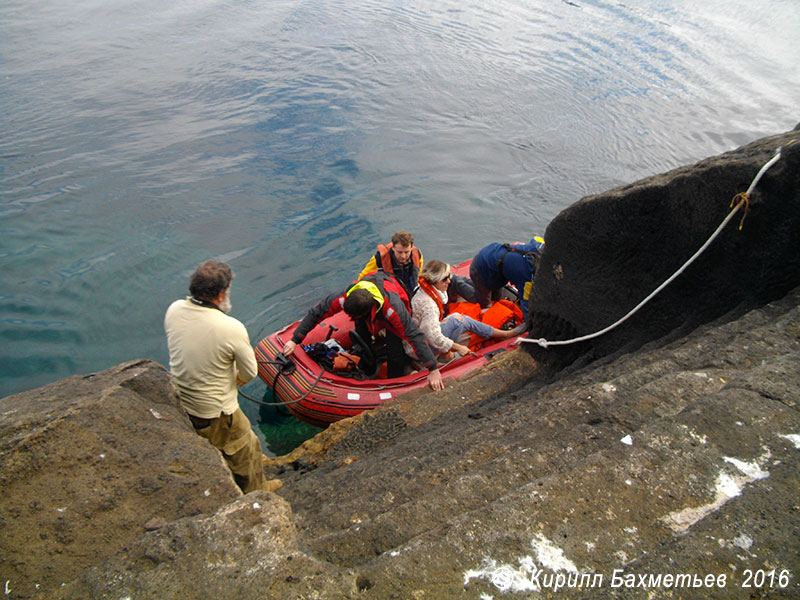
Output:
top-left (1, 130), bottom-right (799, 599)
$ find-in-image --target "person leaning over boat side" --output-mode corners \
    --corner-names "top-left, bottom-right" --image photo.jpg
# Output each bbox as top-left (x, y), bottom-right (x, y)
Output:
top-left (412, 260), bottom-right (524, 360)
top-left (164, 260), bottom-right (280, 494)
top-left (469, 236), bottom-right (545, 320)
top-left (282, 272), bottom-right (445, 391)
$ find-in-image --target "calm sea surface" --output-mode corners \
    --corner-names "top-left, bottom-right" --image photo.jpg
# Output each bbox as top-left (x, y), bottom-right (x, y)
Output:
top-left (2, 0), bottom-right (798, 451)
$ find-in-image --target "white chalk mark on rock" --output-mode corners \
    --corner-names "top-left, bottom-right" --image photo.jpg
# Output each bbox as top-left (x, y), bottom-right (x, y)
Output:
top-left (661, 451), bottom-right (770, 532)
top-left (778, 433), bottom-right (800, 449)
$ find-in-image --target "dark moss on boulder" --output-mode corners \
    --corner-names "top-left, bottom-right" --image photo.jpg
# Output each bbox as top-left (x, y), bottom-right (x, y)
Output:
top-left (530, 129), bottom-right (800, 370)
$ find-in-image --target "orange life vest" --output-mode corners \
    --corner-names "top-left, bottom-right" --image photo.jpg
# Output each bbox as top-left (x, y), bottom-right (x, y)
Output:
top-left (417, 278), bottom-right (445, 320)
top-left (377, 243), bottom-right (421, 277)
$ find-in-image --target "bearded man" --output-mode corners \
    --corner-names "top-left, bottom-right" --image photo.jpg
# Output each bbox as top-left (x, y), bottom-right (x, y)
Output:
top-left (164, 260), bottom-right (279, 493)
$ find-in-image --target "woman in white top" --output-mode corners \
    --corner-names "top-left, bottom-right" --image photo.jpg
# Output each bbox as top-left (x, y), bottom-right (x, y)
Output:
top-left (411, 260), bottom-right (523, 360)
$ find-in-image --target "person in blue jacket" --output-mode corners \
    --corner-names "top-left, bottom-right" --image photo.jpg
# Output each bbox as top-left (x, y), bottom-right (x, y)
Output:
top-left (468, 236), bottom-right (545, 320)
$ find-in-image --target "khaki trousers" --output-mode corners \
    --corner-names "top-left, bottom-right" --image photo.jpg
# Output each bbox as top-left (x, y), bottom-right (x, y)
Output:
top-left (189, 408), bottom-right (269, 494)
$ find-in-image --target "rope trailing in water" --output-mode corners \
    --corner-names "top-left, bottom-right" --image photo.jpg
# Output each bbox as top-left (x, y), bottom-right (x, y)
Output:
top-left (520, 147), bottom-right (783, 350)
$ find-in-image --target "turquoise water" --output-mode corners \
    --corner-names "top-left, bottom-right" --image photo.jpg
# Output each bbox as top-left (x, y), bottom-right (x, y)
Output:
top-left (2, 0), bottom-right (798, 453)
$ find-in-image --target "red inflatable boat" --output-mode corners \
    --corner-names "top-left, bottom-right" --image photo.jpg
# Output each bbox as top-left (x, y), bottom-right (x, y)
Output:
top-left (254, 260), bottom-right (523, 428)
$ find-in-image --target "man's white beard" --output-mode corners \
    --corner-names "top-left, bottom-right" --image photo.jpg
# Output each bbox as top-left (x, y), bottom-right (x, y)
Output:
top-left (219, 292), bottom-right (232, 314)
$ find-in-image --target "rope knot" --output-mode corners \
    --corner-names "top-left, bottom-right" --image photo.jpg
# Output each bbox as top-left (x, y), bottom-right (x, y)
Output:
top-left (730, 191), bottom-right (750, 230)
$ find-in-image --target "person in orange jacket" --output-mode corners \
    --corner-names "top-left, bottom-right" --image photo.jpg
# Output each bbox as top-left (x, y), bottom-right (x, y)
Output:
top-left (358, 230), bottom-right (423, 297)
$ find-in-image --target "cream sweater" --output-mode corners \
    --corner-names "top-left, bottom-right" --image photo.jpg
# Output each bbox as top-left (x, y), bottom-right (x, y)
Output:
top-left (410, 286), bottom-right (453, 353)
top-left (164, 298), bottom-right (257, 418)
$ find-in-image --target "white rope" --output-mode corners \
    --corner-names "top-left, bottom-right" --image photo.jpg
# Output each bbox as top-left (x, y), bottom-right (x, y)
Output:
top-left (520, 147), bottom-right (783, 349)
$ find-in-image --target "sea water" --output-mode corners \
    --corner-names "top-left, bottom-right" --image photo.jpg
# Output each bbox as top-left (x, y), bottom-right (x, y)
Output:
top-left (2, 0), bottom-right (798, 453)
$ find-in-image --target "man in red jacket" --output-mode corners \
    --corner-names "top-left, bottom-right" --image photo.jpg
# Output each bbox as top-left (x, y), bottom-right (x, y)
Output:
top-left (282, 272), bottom-right (445, 391)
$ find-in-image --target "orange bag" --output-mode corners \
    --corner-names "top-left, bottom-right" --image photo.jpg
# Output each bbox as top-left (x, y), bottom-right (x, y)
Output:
top-left (332, 352), bottom-right (361, 371)
top-left (446, 301), bottom-right (482, 320)
top-left (468, 300), bottom-right (523, 350)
